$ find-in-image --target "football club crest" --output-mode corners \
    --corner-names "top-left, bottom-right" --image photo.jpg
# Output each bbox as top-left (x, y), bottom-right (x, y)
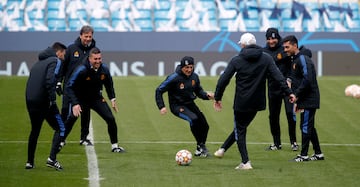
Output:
top-left (277, 53), bottom-right (282, 60)
top-left (100, 74), bottom-right (105, 80)
top-left (179, 83), bottom-right (184, 89)
top-left (191, 80), bottom-right (195, 86)
top-left (74, 51), bottom-right (79, 58)
top-left (86, 76), bottom-right (91, 80)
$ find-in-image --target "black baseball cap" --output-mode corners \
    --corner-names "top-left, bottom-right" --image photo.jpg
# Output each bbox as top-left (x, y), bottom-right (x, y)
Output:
top-left (266, 28), bottom-right (281, 40)
top-left (180, 56), bottom-right (194, 67)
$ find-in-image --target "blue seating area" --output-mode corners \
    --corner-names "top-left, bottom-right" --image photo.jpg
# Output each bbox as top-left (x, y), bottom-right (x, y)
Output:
top-left (0, 0), bottom-right (360, 32)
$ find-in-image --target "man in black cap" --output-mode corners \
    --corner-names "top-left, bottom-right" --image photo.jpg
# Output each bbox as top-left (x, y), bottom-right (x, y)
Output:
top-left (263, 28), bottom-right (313, 151)
top-left (155, 56), bottom-right (214, 157)
top-left (263, 27), bottom-right (298, 151)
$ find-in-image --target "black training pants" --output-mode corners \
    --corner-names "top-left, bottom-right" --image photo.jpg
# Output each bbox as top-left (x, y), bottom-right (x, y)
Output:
top-left (61, 94), bottom-right (90, 141)
top-left (300, 109), bottom-right (322, 156)
top-left (64, 98), bottom-right (118, 144)
top-left (220, 131), bottom-right (236, 151)
top-left (268, 95), bottom-right (297, 146)
top-left (26, 102), bottom-right (65, 164)
top-left (171, 102), bottom-right (209, 146)
top-left (234, 110), bottom-right (257, 164)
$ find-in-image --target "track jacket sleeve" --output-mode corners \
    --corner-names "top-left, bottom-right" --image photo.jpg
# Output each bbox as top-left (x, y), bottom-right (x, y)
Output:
top-left (267, 57), bottom-right (293, 96)
top-left (155, 74), bottom-right (176, 109)
top-left (214, 60), bottom-right (237, 101)
top-left (194, 76), bottom-right (209, 100)
top-left (46, 57), bottom-right (58, 103)
top-left (293, 55), bottom-right (312, 98)
top-left (57, 48), bottom-right (70, 83)
top-left (66, 65), bottom-right (86, 105)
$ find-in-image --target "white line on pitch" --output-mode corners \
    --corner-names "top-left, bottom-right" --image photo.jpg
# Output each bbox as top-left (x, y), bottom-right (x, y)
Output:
top-left (83, 119), bottom-right (103, 187)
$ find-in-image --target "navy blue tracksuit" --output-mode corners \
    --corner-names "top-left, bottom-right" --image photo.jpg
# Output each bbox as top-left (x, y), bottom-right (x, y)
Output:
top-left (64, 60), bottom-right (118, 144)
top-left (289, 54), bottom-right (322, 156)
top-left (26, 47), bottom-right (65, 165)
top-left (58, 37), bottom-right (96, 141)
top-left (155, 66), bottom-right (210, 146)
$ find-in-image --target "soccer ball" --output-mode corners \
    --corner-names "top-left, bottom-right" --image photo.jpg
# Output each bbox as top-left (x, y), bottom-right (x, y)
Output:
top-left (345, 84), bottom-right (360, 99)
top-left (175, 149), bottom-right (192, 166)
top-left (345, 84), bottom-right (359, 97)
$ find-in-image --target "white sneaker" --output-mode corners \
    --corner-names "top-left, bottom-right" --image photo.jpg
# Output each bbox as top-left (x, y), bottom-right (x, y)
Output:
top-left (112, 147), bottom-right (126, 153)
top-left (214, 148), bottom-right (225, 158)
top-left (291, 142), bottom-right (299, 151)
top-left (235, 161), bottom-right (253, 170)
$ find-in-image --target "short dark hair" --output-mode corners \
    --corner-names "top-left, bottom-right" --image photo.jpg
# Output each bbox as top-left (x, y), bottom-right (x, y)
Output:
top-left (89, 47), bottom-right (101, 56)
top-left (52, 42), bottom-right (67, 52)
top-left (282, 35), bottom-right (298, 46)
top-left (80, 25), bottom-right (94, 35)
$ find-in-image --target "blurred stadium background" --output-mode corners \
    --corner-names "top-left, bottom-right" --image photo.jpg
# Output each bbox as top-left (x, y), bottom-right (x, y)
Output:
top-left (1, 0), bottom-right (360, 32)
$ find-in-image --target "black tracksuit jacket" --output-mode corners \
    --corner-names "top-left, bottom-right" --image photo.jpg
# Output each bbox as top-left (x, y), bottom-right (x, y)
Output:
top-left (289, 54), bottom-right (320, 109)
top-left (66, 60), bottom-right (115, 106)
top-left (155, 65), bottom-right (209, 110)
top-left (58, 37), bottom-right (96, 84)
top-left (263, 43), bottom-right (313, 98)
top-left (214, 45), bottom-right (293, 112)
top-left (26, 47), bottom-right (60, 106)
top-left (263, 42), bottom-right (290, 97)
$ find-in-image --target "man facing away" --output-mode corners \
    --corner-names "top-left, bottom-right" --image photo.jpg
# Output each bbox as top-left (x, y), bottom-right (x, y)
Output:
top-left (213, 33), bottom-right (295, 170)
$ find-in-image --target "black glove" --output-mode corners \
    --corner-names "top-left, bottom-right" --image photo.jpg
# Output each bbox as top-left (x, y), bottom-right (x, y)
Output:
top-left (56, 82), bottom-right (63, 96)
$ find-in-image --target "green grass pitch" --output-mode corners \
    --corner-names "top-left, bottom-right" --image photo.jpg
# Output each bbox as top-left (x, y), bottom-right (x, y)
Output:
top-left (0, 76), bottom-right (359, 187)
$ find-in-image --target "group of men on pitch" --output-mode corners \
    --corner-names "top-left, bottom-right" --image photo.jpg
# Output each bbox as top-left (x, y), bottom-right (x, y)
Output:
top-left (25, 26), bottom-right (323, 171)
top-left (25, 25), bottom-right (125, 171)
top-left (156, 28), bottom-right (324, 170)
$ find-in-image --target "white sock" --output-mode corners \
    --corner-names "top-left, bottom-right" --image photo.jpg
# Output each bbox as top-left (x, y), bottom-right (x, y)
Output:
top-left (112, 143), bottom-right (118, 149)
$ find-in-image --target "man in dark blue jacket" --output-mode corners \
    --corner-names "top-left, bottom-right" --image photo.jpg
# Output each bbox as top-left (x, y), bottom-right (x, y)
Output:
top-left (64, 47), bottom-right (125, 153)
top-left (213, 33), bottom-right (295, 170)
top-left (57, 25), bottom-right (96, 146)
top-left (25, 42), bottom-right (67, 170)
top-left (155, 56), bottom-right (214, 157)
top-left (263, 28), bottom-right (313, 152)
top-left (282, 35), bottom-right (324, 162)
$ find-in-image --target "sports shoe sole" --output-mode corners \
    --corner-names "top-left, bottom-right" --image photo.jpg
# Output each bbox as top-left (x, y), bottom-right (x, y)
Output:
top-left (46, 160), bottom-right (63, 171)
top-left (25, 163), bottom-right (34, 169)
top-left (310, 156), bottom-right (325, 161)
top-left (46, 164), bottom-right (63, 171)
top-left (80, 140), bottom-right (93, 146)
